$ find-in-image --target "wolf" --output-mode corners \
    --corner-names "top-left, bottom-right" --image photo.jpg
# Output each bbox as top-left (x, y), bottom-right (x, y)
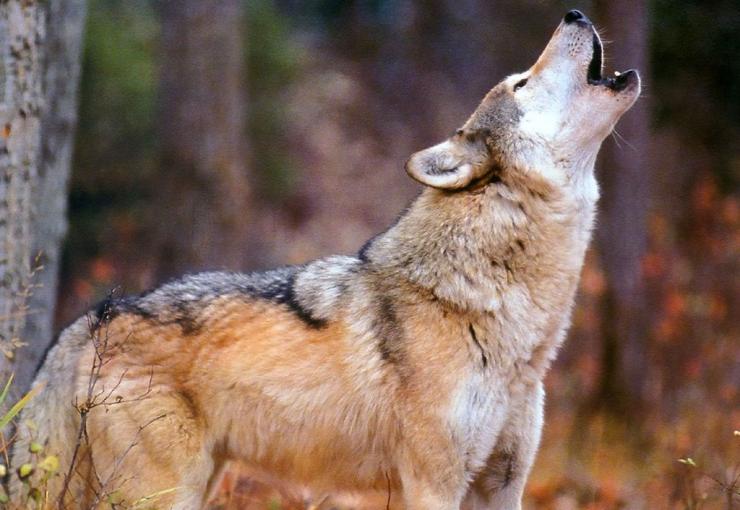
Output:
top-left (13, 10), bottom-right (640, 510)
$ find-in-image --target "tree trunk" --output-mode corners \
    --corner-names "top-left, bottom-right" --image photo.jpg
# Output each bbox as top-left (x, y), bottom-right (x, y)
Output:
top-left (0, 0), bottom-right (45, 387)
top-left (154, 0), bottom-right (252, 280)
top-left (593, 0), bottom-right (651, 416)
top-left (15, 0), bottom-right (87, 395)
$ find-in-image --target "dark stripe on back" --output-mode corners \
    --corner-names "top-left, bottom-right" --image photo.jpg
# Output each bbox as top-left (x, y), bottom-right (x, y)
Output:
top-left (95, 292), bottom-right (200, 334)
top-left (256, 271), bottom-right (327, 329)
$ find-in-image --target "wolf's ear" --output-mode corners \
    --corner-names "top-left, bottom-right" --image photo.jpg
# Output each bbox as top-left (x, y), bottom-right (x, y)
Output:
top-left (405, 130), bottom-right (491, 190)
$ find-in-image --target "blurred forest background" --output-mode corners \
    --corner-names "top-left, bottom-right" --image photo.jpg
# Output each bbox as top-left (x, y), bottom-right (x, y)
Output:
top-left (0, 0), bottom-right (737, 508)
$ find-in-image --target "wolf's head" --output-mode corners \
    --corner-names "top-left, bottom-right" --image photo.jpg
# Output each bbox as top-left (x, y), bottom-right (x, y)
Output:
top-left (406, 10), bottom-right (641, 191)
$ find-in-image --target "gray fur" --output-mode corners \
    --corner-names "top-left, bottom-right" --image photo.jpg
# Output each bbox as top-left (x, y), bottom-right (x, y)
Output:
top-left (109, 266), bottom-right (330, 331)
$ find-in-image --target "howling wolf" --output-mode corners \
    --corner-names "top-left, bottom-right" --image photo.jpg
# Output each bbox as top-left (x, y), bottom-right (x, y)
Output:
top-left (14, 10), bottom-right (639, 510)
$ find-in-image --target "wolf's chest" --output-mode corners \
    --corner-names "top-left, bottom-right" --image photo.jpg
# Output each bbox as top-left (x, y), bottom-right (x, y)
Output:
top-left (446, 370), bottom-right (511, 473)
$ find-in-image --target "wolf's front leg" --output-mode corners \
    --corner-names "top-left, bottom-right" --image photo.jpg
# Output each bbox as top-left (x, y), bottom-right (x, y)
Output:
top-left (401, 473), bottom-right (468, 510)
top-left (463, 382), bottom-right (545, 510)
top-left (398, 417), bottom-right (469, 510)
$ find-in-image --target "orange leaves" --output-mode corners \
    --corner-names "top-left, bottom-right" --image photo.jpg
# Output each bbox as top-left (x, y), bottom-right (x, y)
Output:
top-left (581, 264), bottom-right (607, 297)
top-left (641, 252), bottom-right (667, 279)
top-left (90, 257), bottom-right (115, 283)
top-left (691, 174), bottom-right (718, 215)
top-left (72, 279), bottom-right (94, 302)
top-left (664, 290), bottom-right (688, 318)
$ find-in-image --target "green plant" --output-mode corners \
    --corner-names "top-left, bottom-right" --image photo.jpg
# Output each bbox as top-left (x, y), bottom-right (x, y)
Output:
top-left (0, 375), bottom-right (49, 507)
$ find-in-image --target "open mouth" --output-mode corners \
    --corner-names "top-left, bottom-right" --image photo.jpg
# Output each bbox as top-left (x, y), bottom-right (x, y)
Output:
top-left (587, 32), bottom-right (634, 92)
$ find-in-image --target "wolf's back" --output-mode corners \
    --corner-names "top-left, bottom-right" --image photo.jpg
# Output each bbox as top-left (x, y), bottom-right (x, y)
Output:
top-left (10, 316), bottom-right (90, 503)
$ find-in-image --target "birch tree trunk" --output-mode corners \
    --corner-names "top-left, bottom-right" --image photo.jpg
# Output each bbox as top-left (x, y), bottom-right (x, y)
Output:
top-left (15, 0), bottom-right (87, 394)
top-left (154, 0), bottom-right (252, 280)
top-left (593, 0), bottom-right (651, 415)
top-left (0, 0), bottom-right (45, 386)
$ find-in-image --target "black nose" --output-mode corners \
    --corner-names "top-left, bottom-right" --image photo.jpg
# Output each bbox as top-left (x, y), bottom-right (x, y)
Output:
top-left (564, 10), bottom-right (587, 23)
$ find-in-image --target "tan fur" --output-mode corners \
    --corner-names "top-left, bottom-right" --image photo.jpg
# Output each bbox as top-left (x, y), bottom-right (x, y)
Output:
top-left (13, 12), bottom-right (640, 510)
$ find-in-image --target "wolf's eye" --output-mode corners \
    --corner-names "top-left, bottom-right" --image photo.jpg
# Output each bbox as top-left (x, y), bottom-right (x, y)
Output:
top-left (513, 78), bottom-right (528, 92)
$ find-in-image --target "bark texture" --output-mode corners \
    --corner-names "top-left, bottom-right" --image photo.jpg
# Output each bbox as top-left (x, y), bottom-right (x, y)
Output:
top-left (155, 0), bottom-right (252, 280)
top-left (0, 0), bottom-right (45, 385)
top-left (593, 0), bottom-right (652, 413)
top-left (15, 0), bottom-right (87, 394)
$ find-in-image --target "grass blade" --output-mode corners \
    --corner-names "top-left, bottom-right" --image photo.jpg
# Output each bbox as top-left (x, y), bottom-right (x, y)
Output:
top-left (0, 383), bottom-right (42, 430)
top-left (0, 375), bottom-right (14, 409)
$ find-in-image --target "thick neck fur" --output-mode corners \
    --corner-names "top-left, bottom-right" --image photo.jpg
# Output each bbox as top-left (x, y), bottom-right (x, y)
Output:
top-left (365, 164), bottom-right (598, 316)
